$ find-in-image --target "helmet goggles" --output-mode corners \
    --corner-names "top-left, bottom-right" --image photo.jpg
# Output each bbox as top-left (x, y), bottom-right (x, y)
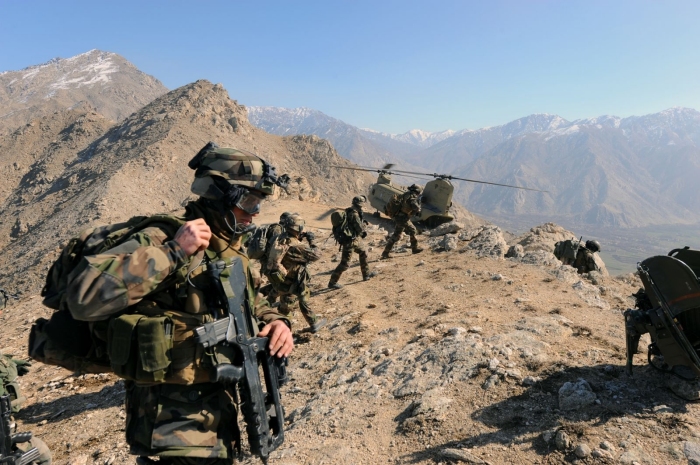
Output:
top-left (235, 189), bottom-right (266, 215)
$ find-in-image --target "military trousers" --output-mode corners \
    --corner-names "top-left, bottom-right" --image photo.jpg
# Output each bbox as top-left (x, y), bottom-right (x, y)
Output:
top-left (125, 381), bottom-right (237, 462)
top-left (270, 268), bottom-right (320, 329)
top-left (383, 217), bottom-right (419, 253)
top-left (329, 240), bottom-right (369, 284)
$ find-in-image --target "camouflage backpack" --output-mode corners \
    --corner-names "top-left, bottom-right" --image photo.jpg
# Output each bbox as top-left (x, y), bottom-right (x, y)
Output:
top-left (0, 354), bottom-right (28, 414)
top-left (246, 223), bottom-right (284, 260)
top-left (553, 238), bottom-right (581, 262)
top-left (331, 210), bottom-right (353, 244)
top-left (29, 215), bottom-right (185, 374)
top-left (384, 194), bottom-right (402, 218)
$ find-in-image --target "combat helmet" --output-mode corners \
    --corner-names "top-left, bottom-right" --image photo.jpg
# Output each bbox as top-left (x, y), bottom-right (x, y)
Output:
top-left (284, 214), bottom-right (305, 235)
top-left (279, 211), bottom-right (294, 224)
top-left (586, 240), bottom-right (601, 253)
top-left (189, 142), bottom-right (289, 210)
top-left (352, 195), bottom-right (367, 206)
top-left (408, 184), bottom-right (422, 195)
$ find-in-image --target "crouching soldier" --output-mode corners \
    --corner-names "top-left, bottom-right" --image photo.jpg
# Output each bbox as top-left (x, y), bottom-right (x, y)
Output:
top-left (267, 214), bottom-right (326, 333)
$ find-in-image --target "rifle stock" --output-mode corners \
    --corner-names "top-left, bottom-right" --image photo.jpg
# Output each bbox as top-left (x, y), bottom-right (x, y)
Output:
top-left (194, 258), bottom-right (287, 464)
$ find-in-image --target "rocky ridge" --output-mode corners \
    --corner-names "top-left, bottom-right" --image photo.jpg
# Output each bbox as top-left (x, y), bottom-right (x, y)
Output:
top-left (0, 80), bottom-right (373, 295)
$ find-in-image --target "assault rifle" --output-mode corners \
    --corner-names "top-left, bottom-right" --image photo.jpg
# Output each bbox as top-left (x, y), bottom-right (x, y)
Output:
top-left (1, 395), bottom-right (40, 465)
top-left (194, 258), bottom-right (287, 464)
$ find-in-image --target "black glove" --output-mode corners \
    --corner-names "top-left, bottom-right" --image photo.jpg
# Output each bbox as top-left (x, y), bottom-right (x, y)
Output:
top-left (304, 232), bottom-right (315, 244)
top-left (361, 231), bottom-right (368, 239)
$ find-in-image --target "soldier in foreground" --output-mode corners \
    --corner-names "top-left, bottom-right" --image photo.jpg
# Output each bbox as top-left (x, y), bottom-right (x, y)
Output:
top-left (65, 144), bottom-right (293, 464)
top-left (266, 214), bottom-right (326, 333)
top-left (0, 354), bottom-right (52, 464)
top-left (328, 196), bottom-right (376, 289)
top-left (381, 184), bottom-right (424, 259)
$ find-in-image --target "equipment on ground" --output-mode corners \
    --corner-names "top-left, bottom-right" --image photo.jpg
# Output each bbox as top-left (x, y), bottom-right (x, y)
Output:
top-left (624, 247), bottom-right (700, 387)
top-left (331, 164), bottom-right (546, 228)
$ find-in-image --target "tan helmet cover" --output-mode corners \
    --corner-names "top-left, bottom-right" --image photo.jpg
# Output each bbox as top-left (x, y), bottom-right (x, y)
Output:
top-left (191, 147), bottom-right (276, 199)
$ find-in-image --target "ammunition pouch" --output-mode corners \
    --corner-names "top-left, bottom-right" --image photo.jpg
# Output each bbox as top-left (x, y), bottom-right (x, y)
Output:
top-left (108, 314), bottom-right (173, 383)
top-left (269, 270), bottom-right (287, 287)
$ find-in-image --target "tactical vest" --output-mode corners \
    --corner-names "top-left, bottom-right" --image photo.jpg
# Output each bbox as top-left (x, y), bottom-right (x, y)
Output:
top-left (107, 233), bottom-right (259, 385)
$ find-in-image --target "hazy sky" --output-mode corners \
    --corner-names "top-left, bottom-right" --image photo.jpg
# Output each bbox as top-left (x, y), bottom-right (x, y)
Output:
top-left (2, 0), bottom-right (699, 133)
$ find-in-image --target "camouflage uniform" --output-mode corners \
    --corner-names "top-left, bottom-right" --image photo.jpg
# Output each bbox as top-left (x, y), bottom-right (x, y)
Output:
top-left (66, 199), bottom-right (288, 462)
top-left (66, 144), bottom-right (291, 464)
top-left (328, 206), bottom-right (371, 287)
top-left (266, 226), bottom-right (322, 331)
top-left (573, 247), bottom-right (604, 274)
top-left (0, 289), bottom-right (7, 310)
top-left (382, 189), bottom-right (423, 258)
top-left (1, 354), bottom-right (52, 464)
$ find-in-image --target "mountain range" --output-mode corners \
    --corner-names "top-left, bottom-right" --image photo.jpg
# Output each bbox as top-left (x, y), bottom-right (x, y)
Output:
top-left (250, 106), bottom-right (700, 228)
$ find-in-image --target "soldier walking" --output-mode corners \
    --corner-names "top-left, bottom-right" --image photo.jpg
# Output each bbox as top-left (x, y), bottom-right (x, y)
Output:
top-left (381, 184), bottom-right (424, 259)
top-left (328, 196), bottom-right (376, 289)
top-left (267, 214), bottom-right (326, 333)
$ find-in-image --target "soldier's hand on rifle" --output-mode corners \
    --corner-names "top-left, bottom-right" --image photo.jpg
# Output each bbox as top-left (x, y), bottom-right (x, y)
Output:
top-left (174, 219), bottom-right (212, 255)
top-left (258, 320), bottom-right (294, 357)
top-left (304, 231), bottom-right (315, 242)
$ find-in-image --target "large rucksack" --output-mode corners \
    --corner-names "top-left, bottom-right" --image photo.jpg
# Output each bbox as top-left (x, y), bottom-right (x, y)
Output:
top-left (29, 215), bottom-right (185, 374)
top-left (384, 194), bottom-right (402, 218)
top-left (246, 224), bottom-right (272, 260)
top-left (331, 210), bottom-right (354, 244)
top-left (553, 238), bottom-right (581, 262)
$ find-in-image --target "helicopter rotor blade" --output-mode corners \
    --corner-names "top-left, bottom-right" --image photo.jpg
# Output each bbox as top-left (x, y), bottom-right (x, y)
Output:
top-left (329, 164), bottom-right (432, 180)
top-left (382, 168), bottom-right (547, 192)
top-left (446, 175), bottom-right (548, 192)
top-left (315, 207), bottom-right (343, 221)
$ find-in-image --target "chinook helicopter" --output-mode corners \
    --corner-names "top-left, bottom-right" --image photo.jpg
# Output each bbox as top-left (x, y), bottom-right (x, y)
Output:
top-left (332, 164), bottom-right (546, 228)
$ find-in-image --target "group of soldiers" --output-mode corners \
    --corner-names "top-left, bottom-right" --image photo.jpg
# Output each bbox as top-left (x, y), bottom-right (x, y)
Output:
top-left (0, 142), bottom-right (608, 465)
top-left (251, 183), bottom-right (425, 334)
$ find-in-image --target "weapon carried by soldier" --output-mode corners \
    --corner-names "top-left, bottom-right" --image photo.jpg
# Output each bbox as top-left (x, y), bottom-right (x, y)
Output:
top-left (194, 257), bottom-right (287, 464)
top-left (0, 395), bottom-right (40, 465)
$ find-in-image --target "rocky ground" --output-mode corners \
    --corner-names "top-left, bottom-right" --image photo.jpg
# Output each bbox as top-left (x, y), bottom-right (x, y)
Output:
top-left (3, 199), bottom-right (700, 465)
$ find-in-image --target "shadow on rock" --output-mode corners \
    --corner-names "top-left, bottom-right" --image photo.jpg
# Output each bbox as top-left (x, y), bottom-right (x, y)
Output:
top-left (403, 363), bottom-right (692, 463)
top-left (19, 381), bottom-right (124, 425)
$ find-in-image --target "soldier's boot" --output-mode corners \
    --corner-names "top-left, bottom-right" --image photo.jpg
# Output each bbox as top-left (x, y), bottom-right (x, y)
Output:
top-left (311, 318), bottom-right (327, 333)
top-left (380, 244), bottom-right (393, 259)
top-left (410, 237), bottom-right (423, 254)
top-left (328, 271), bottom-right (343, 289)
top-left (363, 271), bottom-right (377, 281)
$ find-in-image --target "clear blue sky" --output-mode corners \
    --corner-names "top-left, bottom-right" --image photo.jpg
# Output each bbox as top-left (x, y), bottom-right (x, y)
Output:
top-left (2, 0), bottom-right (699, 133)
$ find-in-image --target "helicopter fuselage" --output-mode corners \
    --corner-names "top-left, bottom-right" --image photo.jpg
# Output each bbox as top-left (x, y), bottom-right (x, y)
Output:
top-left (368, 175), bottom-right (454, 228)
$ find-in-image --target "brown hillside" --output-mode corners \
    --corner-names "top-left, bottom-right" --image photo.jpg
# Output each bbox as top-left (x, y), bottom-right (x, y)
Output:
top-left (0, 80), bottom-right (373, 295)
top-left (3, 199), bottom-right (699, 464)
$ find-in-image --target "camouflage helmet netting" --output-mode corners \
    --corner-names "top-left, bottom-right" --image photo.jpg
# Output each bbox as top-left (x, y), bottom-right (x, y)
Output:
top-left (285, 214), bottom-right (305, 233)
top-left (352, 195), bottom-right (367, 206)
top-left (191, 146), bottom-right (276, 200)
top-left (408, 184), bottom-right (422, 194)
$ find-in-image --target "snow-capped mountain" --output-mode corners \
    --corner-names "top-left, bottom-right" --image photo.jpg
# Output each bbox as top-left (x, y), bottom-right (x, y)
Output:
top-left (0, 50), bottom-right (168, 134)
